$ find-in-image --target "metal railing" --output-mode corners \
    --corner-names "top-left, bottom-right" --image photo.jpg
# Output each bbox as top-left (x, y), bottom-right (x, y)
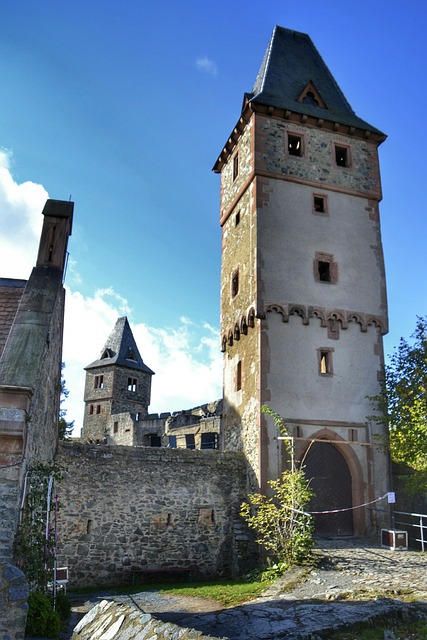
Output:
top-left (394, 510), bottom-right (427, 551)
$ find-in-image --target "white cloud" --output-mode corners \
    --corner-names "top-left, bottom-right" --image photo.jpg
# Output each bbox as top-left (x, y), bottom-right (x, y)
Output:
top-left (0, 149), bottom-right (48, 278)
top-left (0, 154), bottom-right (223, 437)
top-left (62, 287), bottom-right (223, 436)
top-left (196, 56), bottom-right (218, 77)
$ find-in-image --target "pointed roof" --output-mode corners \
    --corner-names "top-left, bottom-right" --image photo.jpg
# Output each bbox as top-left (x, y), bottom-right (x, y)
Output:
top-left (85, 316), bottom-right (155, 375)
top-left (248, 26), bottom-right (383, 135)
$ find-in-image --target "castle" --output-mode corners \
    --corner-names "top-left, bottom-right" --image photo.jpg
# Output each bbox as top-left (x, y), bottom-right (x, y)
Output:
top-left (0, 26), bottom-right (391, 637)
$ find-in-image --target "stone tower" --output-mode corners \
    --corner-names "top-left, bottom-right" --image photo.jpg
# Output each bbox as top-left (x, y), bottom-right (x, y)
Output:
top-left (81, 316), bottom-right (154, 444)
top-left (214, 27), bottom-right (390, 536)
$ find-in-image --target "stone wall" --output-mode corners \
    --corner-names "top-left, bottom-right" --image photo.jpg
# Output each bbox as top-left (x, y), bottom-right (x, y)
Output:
top-left (56, 443), bottom-right (252, 588)
top-left (0, 562), bottom-right (29, 640)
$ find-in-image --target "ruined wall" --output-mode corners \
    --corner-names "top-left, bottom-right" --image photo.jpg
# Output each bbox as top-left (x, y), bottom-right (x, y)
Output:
top-left (56, 443), bottom-right (251, 588)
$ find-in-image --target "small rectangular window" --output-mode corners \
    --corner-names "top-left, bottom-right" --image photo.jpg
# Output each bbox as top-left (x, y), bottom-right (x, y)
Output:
top-left (235, 210), bottom-right (240, 226)
top-left (335, 144), bottom-right (350, 167)
top-left (231, 269), bottom-right (239, 298)
top-left (313, 194), bottom-right (327, 215)
top-left (185, 434), bottom-right (196, 450)
top-left (201, 433), bottom-right (217, 450)
top-left (94, 375), bottom-right (104, 389)
top-left (113, 421), bottom-right (118, 434)
top-left (127, 377), bottom-right (137, 392)
top-left (236, 360), bottom-right (242, 391)
top-left (318, 261), bottom-right (331, 282)
top-left (288, 133), bottom-right (303, 157)
top-left (96, 404), bottom-right (101, 414)
top-left (233, 153), bottom-right (239, 181)
top-left (314, 252), bottom-right (337, 284)
top-left (149, 435), bottom-right (161, 447)
top-left (168, 435), bottom-right (177, 448)
top-left (89, 404), bottom-right (94, 415)
top-left (318, 349), bottom-right (333, 376)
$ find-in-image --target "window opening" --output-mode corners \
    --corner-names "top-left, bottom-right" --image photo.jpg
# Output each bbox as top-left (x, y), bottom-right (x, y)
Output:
top-left (233, 153), bottom-right (239, 181)
top-left (94, 375), bottom-right (104, 389)
top-left (167, 513), bottom-right (172, 526)
top-left (313, 195), bottom-right (326, 213)
top-left (101, 348), bottom-right (113, 359)
top-left (127, 377), bottom-right (137, 392)
top-left (185, 434), bottom-right (196, 450)
top-left (113, 422), bottom-right (118, 434)
top-left (236, 360), bottom-right (242, 391)
top-left (318, 261), bottom-right (331, 282)
top-left (127, 348), bottom-right (137, 361)
top-left (319, 349), bottom-right (333, 376)
top-left (87, 519), bottom-right (92, 534)
top-left (335, 145), bottom-right (349, 167)
top-left (89, 404), bottom-right (94, 415)
top-left (168, 435), bottom-right (177, 448)
top-left (201, 433), bottom-right (217, 450)
top-left (288, 134), bottom-right (302, 157)
top-left (231, 269), bottom-right (239, 298)
top-left (96, 404), bottom-right (101, 414)
top-left (149, 435), bottom-right (161, 447)
top-left (235, 210), bottom-right (240, 226)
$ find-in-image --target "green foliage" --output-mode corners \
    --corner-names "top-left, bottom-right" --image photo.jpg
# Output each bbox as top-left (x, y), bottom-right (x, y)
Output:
top-left (59, 362), bottom-right (74, 440)
top-left (13, 463), bottom-right (62, 593)
top-left (240, 406), bottom-right (314, 570)
top-left (25, 591), bottom-right (61, 638)
top-left (372, 317), bottom-right (427, 491)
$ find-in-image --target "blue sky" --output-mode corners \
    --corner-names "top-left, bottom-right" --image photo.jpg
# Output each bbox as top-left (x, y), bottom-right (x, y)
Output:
top-left (1, 0), bottom-right (426, 433)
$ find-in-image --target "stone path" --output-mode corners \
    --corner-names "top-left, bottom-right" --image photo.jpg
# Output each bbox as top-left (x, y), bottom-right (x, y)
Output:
top-left (64, 539), bottom-right (427, 639)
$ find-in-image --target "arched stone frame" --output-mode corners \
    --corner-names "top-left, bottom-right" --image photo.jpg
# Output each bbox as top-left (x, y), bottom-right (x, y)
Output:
top-left (296, 428), bottom-right (366, 536)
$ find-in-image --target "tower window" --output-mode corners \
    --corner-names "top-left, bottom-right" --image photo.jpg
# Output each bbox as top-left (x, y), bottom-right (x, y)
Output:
top-left (127, 377), bottom-right (137, 392)
top-left (313, 194), bottom-right (327, 215)
top-left (235, 210), bottom-right (240, 226)
top-left (335, 144), bottom-right (351, 167)
top-left (231, 269), bottom-right (239, 298)
top-left (233, 153), bottom-right (239, 181)
top-left (113, 422), bottom-right (118, 434)
top-left (314, 252), bottom-right (338, 284)
top-left (96, 404), bottom-right (101, 414)
top-left (89, 404), bottom-right (94, 415)
top-left (94, 375), bottom-right (104, 389)
top-left (236, 360), bottom-right (242, 391)
top-left (318, 349), bottom-right (334, 376)
top-left (287, 133), bottom-right (303, 157)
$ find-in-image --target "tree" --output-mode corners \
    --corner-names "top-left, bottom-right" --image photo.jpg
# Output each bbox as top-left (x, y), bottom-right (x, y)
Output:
top-left (375, 317), bottom-right (427, 490)
top-left (240, 406), bottom-right (314, 570)
top-left (59, 363), bottom-right (74, 440)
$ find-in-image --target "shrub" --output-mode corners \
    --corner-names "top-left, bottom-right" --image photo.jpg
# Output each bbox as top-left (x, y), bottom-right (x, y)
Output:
top-left (25, 591), bottom-right (61, 638)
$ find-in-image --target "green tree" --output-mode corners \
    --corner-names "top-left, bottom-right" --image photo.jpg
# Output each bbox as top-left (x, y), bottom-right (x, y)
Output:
top-left (240, 406), bottom-right (314, 570)
top-left (59, 363), bottom-right (74, 440)
top-left (375, 317), bottom-right (427, 491)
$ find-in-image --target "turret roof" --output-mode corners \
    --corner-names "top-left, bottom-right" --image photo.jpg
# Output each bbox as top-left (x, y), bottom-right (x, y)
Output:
top-left (85, 316), bottom-right (155, 375)
top-left (248, 26), bottom-right (384, 135)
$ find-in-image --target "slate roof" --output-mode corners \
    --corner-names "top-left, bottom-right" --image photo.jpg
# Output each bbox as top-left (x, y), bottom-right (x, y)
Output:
top-left (0, 279), bottom-right (26, 358)
top-left (85, 316), bottom-right (155, 375)
top-left (248, 26), bottom-right (384, 135)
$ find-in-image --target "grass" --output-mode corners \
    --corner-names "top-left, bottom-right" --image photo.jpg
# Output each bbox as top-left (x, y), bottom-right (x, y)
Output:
top-left (70, 577), bottom-right (274, 608)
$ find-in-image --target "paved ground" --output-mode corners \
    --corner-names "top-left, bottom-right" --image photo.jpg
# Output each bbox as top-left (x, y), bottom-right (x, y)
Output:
top-left (62, 538), bottom-right (427, 639)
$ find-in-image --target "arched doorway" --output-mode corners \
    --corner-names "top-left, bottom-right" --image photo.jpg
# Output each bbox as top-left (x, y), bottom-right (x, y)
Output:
top-left (304, 441), bottom-right (354, 537)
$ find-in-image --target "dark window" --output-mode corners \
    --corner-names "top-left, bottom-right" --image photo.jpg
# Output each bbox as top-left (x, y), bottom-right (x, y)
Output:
top-left (233, 153), bottom-right (239, 180)
top-left (235, 210), bottom-right (240, 226)
top-left (96, 404), bottom-right (101, 414)
top-left (231, 269), bottom-right (239, 298)
top-left (288, 134), bottom-right (303, 157)
top-left (319, 349), bottom-right (333, 376)
top-left (168, 435), bottom-right (177, 448)
top-left (113, 421), bottom-right (118, 434)
top-left (89, 404), bottom-right (94, 415)
top-left (149, 435), bottom-right (161, 447)
top-left (201, 432), bottom-right (217, 450)
top-left (94, 375), bottom-right (104, 389)
top-left (313, 195), bottom-right (327, 214)
top-left (127, 348), bottom-right (137, 361)
top-left (127, 377), bottom-right (137, 392)
top-left (318, 261), bottom-right (331, 282)
top-left (236, 360), bottom-right (242, 391)
top-left (335, 145), bottom-right (350, 167)
top-left (185, 434), bottom-right (196, 450)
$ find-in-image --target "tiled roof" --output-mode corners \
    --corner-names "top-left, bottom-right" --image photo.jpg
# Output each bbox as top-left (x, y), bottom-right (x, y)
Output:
top-left (0, 279), bottom-right (27, 358)
top-left (85, 316), bottom-right (155, 375)
top-left (249, 26), bottom-right (384, 135)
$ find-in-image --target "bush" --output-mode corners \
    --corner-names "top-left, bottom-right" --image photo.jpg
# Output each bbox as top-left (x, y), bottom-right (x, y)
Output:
top-left (25, 592), bottom-right (61, 638)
